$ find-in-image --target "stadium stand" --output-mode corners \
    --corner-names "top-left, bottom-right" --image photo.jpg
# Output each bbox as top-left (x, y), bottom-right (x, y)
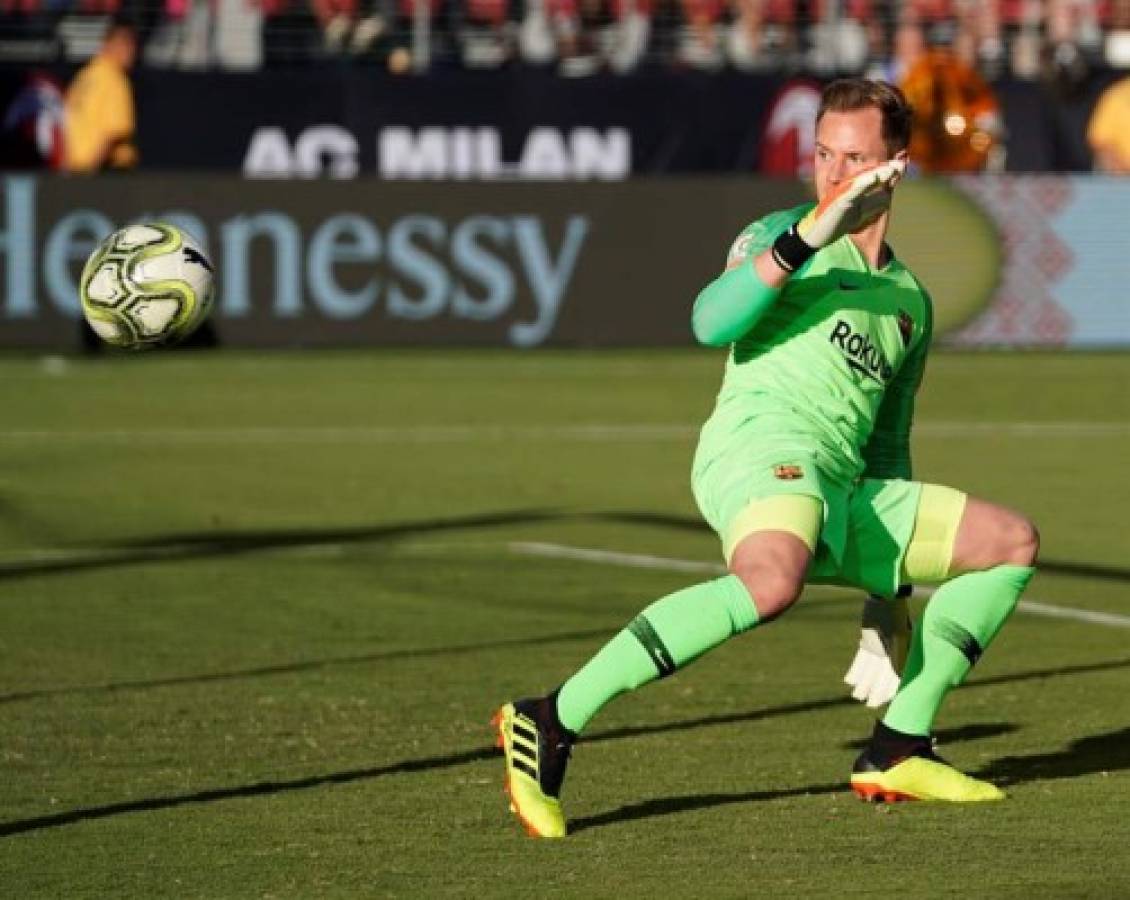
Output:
top-left (1, 0), bottom-right (1128, 75)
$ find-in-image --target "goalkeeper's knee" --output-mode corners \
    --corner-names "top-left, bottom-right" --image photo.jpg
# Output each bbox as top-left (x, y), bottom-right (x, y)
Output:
top-left (950, 500), bottom-right (1039, 574)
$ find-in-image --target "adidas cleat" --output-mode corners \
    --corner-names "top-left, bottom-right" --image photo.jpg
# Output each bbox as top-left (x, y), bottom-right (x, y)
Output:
top-left (492, 696), bottom-right (574, 838)
top-left (851, 746), bottom-right (1005, 803)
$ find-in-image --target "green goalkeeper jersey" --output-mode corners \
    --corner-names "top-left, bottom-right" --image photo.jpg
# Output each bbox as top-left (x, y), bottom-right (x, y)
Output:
top-left (696, 203), bottom-right (934, 486)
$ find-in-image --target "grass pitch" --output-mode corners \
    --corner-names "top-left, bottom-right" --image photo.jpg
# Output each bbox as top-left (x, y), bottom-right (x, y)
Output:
top-left (1, 349), bottom-right (1128, 897)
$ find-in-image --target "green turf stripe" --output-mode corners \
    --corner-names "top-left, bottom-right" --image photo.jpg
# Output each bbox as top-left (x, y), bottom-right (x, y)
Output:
top-left (628, 615), bottom-right (676, 678)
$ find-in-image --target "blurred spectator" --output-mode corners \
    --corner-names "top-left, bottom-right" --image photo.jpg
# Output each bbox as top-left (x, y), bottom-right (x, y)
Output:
top-left (63, 17), bottom-right (139, 172)
top-left (728, 0), bottom-right (872, 75)
top-left (261, 0), bottom-right (324, 64)
top-left (900, 45), bottom-right (1005, 170)
top-left (213, 0), bottom-right (265, 68)
top-left (675, 0), bottom-right (726, 70)
top-left (1087, 75), bottom-right (1130, 171)
top-left (727, 0), bottom-right (765, 70)
top-left (12, 0), bottom-right (1130, 76)
top-left (0, 71), bottom-right (65, 169)
top-left (518, 0), bottom-right (649, 74)
top-left (1037, 0), bottom-right (1100, 94)
top-left (806, 0), bottom-right (870, 73)
top-left (867, 7), bottom-right (923, 82)
top-left (144, 0), bottom-right (215, 68)
top-left (261, 0), bottom-right (402, 63)
top-left (518, 0), bottom-right (569, 65)
top-left (456, 0), bottom-right (514, 67)
top-left (1047, 0), bottom-right (1102, 56)
top-left (146, 0), bottom-right (263, 69)
top-left (0, 0), bottom-right (57, 46)
top-left (383, 0), bottom-right (445, 71)
top-left (728, 0), bottom-right (799, 72)
top-left (311, 0), bottom-right (360, 51)
top-left (598, 0), bottom-right (651, 73)
top-left (1008, 0), bottom-right (1046, 77)
top-left (954, 0), bottom-right (1005, 77)
top-left (553, 0), bottom-right (603, 75)
top-left (1105, 0), bottom-right (1130, 66)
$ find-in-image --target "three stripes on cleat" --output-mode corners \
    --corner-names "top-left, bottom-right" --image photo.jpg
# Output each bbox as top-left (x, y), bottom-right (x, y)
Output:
top-left (508, 719), bottom-right (540, 781)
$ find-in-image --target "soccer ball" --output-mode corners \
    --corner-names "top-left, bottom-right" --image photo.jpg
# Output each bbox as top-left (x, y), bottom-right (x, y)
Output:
top-left (79, 222), bottom-right (215, 349)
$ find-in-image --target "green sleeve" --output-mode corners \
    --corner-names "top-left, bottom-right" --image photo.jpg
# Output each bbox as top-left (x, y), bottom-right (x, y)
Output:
top-left (692, 264), bottom-right (782, 347)
top-left (862, 294), bottom-right (934, 481)
top-left (691, 207), bottom-right (808, 348)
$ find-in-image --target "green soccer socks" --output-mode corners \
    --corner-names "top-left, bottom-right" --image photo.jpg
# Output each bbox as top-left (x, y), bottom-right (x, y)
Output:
top-left (883, 565), bottom-right (1035, 736)
top-left (556, 575), bottom-right (759, 734)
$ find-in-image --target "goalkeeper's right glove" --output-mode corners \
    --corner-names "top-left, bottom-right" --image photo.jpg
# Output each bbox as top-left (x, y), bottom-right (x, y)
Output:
top-left (770, 159), bottom-right (906, 272)
top-left (843, 585), bottom-right (913, 709)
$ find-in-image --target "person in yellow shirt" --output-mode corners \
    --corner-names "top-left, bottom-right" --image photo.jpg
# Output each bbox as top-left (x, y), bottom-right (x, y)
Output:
top-left (64, 19), bottom-right (139, 173)
top-left (1088, 76), bottom-right (1130, 173)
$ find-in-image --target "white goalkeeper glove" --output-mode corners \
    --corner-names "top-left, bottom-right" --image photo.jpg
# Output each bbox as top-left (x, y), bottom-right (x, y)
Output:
top-left (799, 159), bottom-right (906, 248)
top-left (843, 586), bottom-right (913, 708)
top-left (770, 159), bottom-right (906, 272)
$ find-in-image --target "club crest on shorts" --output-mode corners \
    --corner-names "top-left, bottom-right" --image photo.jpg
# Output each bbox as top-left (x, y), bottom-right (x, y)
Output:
top-left (773, 464), bottom-right (805, 480)
top-left (897, 309), bottom-right (914, 347)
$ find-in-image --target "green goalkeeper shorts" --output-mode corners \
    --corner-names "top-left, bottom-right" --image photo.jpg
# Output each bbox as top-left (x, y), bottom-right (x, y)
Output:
top-left (691, 446), bottom-right (960, 598)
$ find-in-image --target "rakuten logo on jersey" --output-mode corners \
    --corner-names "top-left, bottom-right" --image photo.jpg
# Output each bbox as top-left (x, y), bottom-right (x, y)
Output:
top-left (829, 319), bottom-right (894, 385)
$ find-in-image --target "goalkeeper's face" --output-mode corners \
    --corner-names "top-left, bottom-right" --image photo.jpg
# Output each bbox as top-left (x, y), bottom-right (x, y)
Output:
top-left (814, 107), bottom-right (908, 205)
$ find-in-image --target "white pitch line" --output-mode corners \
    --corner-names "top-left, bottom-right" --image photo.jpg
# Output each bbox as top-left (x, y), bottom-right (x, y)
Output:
top-left (512, 541), bottom-right (727, 575)
top-left (509, 541), bottom-right (1130, 631)
top-left (917, 421), bottom-right (1129, 438)
top-left (4, 537), bottom-right (1127, 631)
top-left (0, 425), bottom-right (697, 445)
top-left (0, 421), bottom-right (1126, 445)
top-left (1010, 600), bottom-right (1130, 629)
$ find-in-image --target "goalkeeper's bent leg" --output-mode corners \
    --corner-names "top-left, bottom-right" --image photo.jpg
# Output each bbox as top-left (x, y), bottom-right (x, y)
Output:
top-left (495, 574), bottom-right (762, 837)
top-left (495, 501), bottom-right (814, 835)
top-left (556, 574), bottom-right (759, 733)
top-left (882, 564), bottom-right (1035, 736)
top-left (556, 497), bottom-right (819, 734)
top-left (883, 494), bottom-right (1038, 737)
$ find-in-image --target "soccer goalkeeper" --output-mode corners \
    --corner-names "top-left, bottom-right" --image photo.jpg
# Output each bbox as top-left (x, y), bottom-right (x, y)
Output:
top-left (493, 78), bottom-right (1039, 838)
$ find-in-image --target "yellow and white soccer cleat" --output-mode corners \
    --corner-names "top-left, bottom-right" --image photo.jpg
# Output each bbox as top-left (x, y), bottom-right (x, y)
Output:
top-left (851, 750), bottom-right (1005, 803)
top-left (492, 697), bottom-right (574, 838)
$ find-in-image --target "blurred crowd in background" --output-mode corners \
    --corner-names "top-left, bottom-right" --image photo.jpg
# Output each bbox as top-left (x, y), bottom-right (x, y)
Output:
top-left (3, 0), bottom-right (1129, 77)
top-left (3, 0), bottom-right (1130, 174)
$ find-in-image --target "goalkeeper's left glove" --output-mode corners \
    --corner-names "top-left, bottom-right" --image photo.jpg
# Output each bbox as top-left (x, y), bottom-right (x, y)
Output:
top-left (843, 585), bottom-right (913, 708)
top-left (770, 159), bottom-right (906, 273)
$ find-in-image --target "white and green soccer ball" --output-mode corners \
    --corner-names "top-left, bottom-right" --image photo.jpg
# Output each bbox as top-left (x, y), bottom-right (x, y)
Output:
top-left (79, 222), bottom-right (215, 349)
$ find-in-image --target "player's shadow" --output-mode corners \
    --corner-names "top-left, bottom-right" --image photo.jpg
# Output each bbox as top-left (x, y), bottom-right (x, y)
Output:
top-left (5, 657), bottom-right (1130, 839)
top-left (839, 721), bottom-right (1019, 752)
top-left (571, 724), bottom-right (1130, 835)
top-left (568, 656), bottom-right (1130, 834)
top-left (0, 745), bottom-right (498, 838)
top-left (3, 508), bottom-right (1127, 584)
top-left (0, 627), bottom-right (614, 705)
top-left (975, 727), bottom-right (1130, 787)
top-left (568, 782), bottom-right (847, 834)
top-left (3, 508), bottom-right (1129, 837)
top-left (0, 509), bottom-right (561, 582)
top-left (569, 724), bottom-right (1020, 835)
